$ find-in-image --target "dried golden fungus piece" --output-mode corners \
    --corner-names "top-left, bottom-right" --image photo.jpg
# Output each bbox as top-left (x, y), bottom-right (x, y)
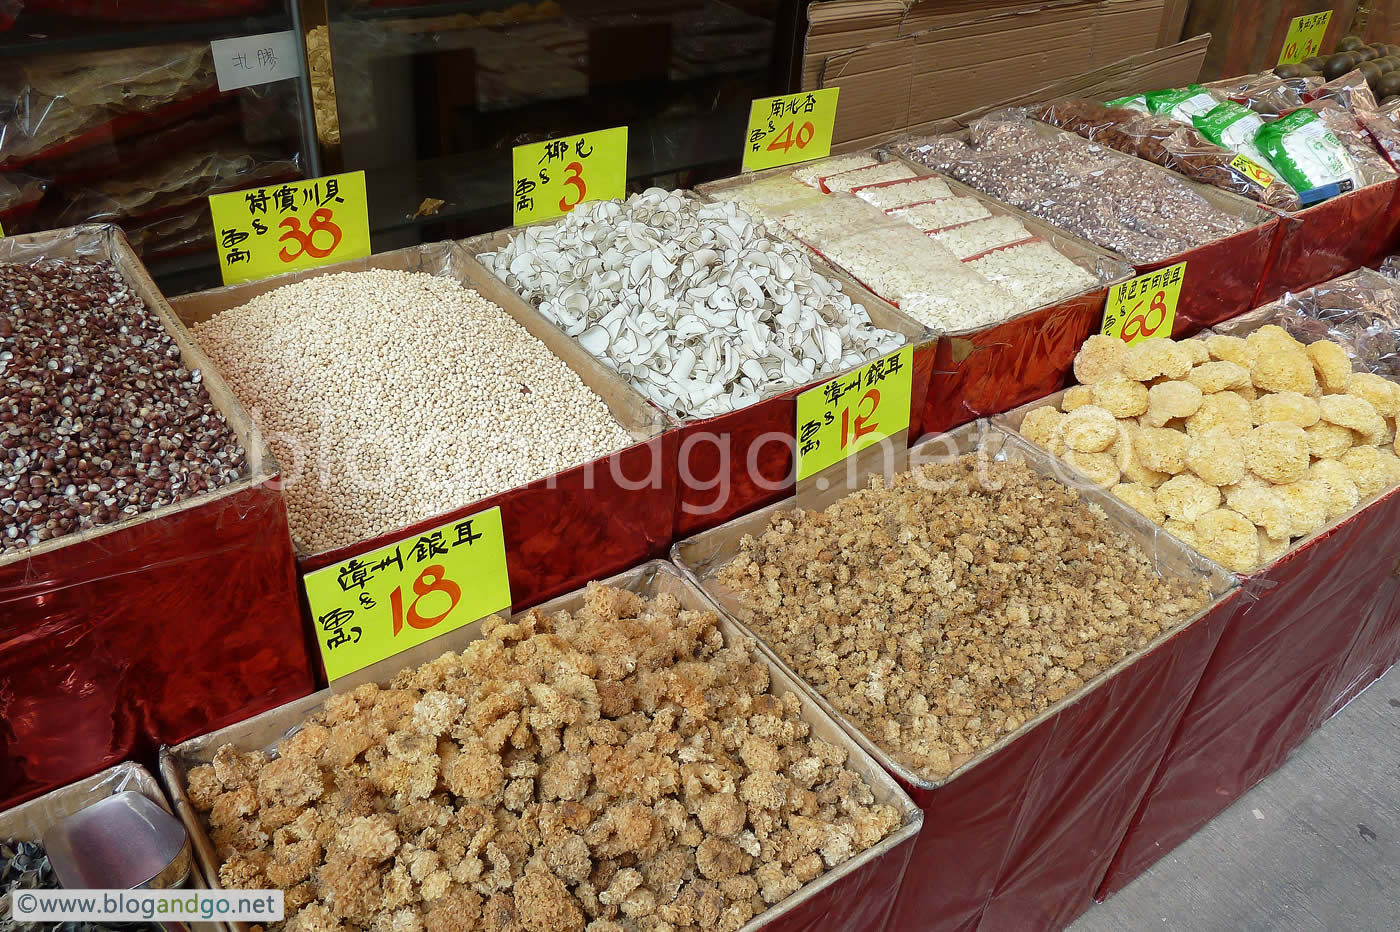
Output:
top-left (1136, 427), bottom-right (1189, 475)
top-left (1019, 406), bottom-right (1064, 450)
top-left (1341, 446), bottom-right (1400, 498)
top-left (1163, 517), bottom-right (1199, 548)
top-left (1224, 484), bottom-right (1292, 540)
top-left (1183, 339), bottom-right (1211, 365)
top-left (1307, 339), bottom-right (1353, 394)
top-left (1186, 428), bottom-right (1246, 487)
top-left (1319, 394), bottom-right (1387, 445)
top-left (1193, 508), bottom-right (1259, 572)
top-left (1305, 421), bottom-right (1356, 459)
top-left (1073, 334), bottom-right (1129, 384)
top-left (1061, 405), bottom-right (1118, 453)
top-left (1206, 334), bottom-right (1258, 369)
top-left (1112, 482), bottom-right (1166, 524)
top-left (1246, 324), bottom-right (1304, 356)
top-left (1274, 479), bottom-right (1330, 538)
top-left (1188, 361), bottom-right (1251, 394)
top-left (1156, 474), bottom-right (1221, 522)
top-left (1308, 459), bottom-right (1361, 519)
top-left (1145, 381), bottom-right (1204, 427)
top-left (1121, 339), bottom-right (1193, 382)
top-left (1061, 384), bottom-right (1097, 411)
top-left (1187, 392), bottom-right (1254, 438)
top-left (1064, 449), bottom-right (1120, 488)
top-left (1243, 423), bottom-right (1309, 484)
top-left (1250, 347), bottom-right (1317, 396)
top-left (1256, 529), bottom-right (1290, 565)
top-left (1092, 375), bottom-right (1150, 418)
top-left (1344, 373), bottom-right (1400, 418)
top-left (1253, 391), bottom-right (1320, 428)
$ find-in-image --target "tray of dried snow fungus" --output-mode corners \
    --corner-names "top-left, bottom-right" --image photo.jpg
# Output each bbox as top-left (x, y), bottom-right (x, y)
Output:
top-left (0, 224), bottom-right (313, 811)
top-left (463, 188), bottom-right (936, 538)
top-left (169, 241), bottom-right (679, 615)
top-left (673, 420), bottom-right (1240, 931)
top-left (699, 153), bottom-right (1133, 436)
top-left (998, 306), bottom-right (1400, 897)
top-left (160, 560), bottom-right (923, 932)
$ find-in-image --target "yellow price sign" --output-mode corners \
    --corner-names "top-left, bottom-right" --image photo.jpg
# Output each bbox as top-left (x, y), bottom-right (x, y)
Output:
top-left (209, 170), bottom-right (370, 286)
top-left (1278, 10), bottom-right (1332, 65)
top-left (796, 346), bottom-right (912, 481)
top-left (512, 126), bottom-right (627, 226)
top-left (1230, 153), bottom-right (1276, 189)
top-left (743, 88), bottom-right (840, 173)
top-left (1102, 262), bottom-right (1187, 346)
top-left (304, 506), bottom-right (512, 681)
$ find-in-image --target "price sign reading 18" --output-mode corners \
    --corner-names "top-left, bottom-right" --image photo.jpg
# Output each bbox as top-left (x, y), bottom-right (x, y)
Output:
top-left (743, 87), bottom-right (840, 173)
top-left (795, 346), bottom-right (912, 481)
top-left (1102, 262), bottom-right (1187, 347)
top-left (208, 170), bottom-right (370, 285)
top-left (1278, 10), bottom-right (1332, 65)
top-left (512, 126), bottom-right (627, 226)
top-left (303, 506), bottom-right (512, 681)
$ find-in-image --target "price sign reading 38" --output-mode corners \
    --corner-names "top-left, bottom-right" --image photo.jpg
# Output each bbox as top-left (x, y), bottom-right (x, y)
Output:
top-left (304, 506), bottom-right (512, 681)
top-left (1278, 10), bottom-right (1332, 65)
top-left (208, 170), bottom-right (370, 285)
top-left (512, 126), bottom-right (627, 226)
top-left (1102, 262), bottom-right (1187, 347)
top-left (743, 87), bottom-right (840, 173)
top-left (796, 346), bottom-right (913, 481)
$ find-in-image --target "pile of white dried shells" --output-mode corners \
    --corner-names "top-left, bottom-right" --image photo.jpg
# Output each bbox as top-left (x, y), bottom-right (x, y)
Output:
top-left (480, 188), bottom-right (907, 418)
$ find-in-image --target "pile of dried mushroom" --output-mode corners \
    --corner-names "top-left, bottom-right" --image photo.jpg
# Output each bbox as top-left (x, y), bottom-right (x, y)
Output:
top-left (186, 584), bottom-right (902, 932)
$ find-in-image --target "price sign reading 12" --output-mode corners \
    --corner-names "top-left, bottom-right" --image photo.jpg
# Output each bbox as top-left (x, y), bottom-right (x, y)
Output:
top-left (1102, 262), bottom-right (1187, 347)
top-left (743, 87), bottom-right (840, 173)
top-left (1278, 10), bottom-right (1332, 65)
top-left (303, 506), bottom-right (512, 681)
top-left (512, 126), bottom-right (627, 226)
top-left (795, 346), bottom-right (913, 481)
top-left (208, 170), bottom-right (370, 285)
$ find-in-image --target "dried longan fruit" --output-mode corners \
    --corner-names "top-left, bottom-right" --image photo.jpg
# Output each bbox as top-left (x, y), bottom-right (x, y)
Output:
top-left (1073, 334), bottom-right (1128, 384)
top-left (1308, 459), bottom-right (1361, 519)
top-left (1304, 421), bottom-right (1356, 459)
top-left (1274, 478), bottom-right (1329, 538)
top-left (1188, 360), bottom-right (1251, 394)
top-left (1243, 423), bottom-right (1309, 484)
top-left (1253, 391), bottom-right (1320, 429)
top-left (1061, 384), bottom-right (1096, 412)
top-left (1186, 427), bottom-right (1246, 487)
top-left (1145, 381), bottom-right (1204, 427)
top-left (1307, 339), bottom-right (1353, 394)
top-left (1156, 473), bottom-right (1221, 522)
top-left (1343, 373), bottom-right (1400, 418)
top-left (1112, 482), bottom-right (1166, 524)
top-left (1092, 374), bottom-right (1150, 418)
top-left (1257, 528), bottom-right (1291, 565)
top-left (1245, 324), bottom-right (1303, 356)
top-left (1206, 334), bottom-right (1257, 369)
top-left (1020, 406), bottom-right (1064, 450)
top-left (1193, 508), bottom-right (1260, 572)
top-left (1122, 340), bottom-right (1193, 381)
top-left (1225, 484), bottom-right (1291, 540)
top-left (1061, 405), bottom-right (1118, 453)
top-left (1251, 348), bottom-right (1318, 396)
top-left (1186, 391), bottom-right (1253, 438)
top-left (1318, 394), bottom-right (1386, 445)
top-left (1064, 449), bottom-right (1121, 488)
top-left (1340, 446), bottom-right (1400, 499)
top-left (1183, 339), bottom-right (1211, 365)
top-left (1163, 517), bottom-right (1199, 549)
top-left (1136, 427), bottom-right (1189, 475)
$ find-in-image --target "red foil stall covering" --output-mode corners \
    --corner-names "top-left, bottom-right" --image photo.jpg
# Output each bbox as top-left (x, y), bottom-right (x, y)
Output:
top-left (1253, 178), bottom-right (1400, 306)
top-left (672, 422), bottom-right (1240, 932)
top-left (0, 225), bottom-right (314, 811)
top-left (1099, 484), bottom-right (1400, 899)
top-left (297, 433), bottom-right (681, 615)
top-left (672, 341), bottom-right (935, 539)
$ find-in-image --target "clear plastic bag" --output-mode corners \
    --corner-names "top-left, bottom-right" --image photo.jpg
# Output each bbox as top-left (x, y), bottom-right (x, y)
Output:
top-left (1271, 266), bottom-right (1400, 381)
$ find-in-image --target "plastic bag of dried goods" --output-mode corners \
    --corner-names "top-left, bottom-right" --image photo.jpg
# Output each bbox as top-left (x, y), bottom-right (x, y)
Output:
top-left (1106, 93), bottom-right (1150, 113)
top-left (1255, 108), bottom-right (1363, 204)
top-left (1146, 84), bottom-right (1222, 124)
top-left (1193, 100), bottom-right (1281, 175)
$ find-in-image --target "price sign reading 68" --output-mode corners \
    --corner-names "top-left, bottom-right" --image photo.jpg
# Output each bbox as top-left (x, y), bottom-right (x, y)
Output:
top-left (795, 346), bottom-right (913, 481)
top-left (1102, 262), bottom-right (1187, 347)
top-left (743, 88), bottom-right (840, 173)
top-left (303, 506), bottom-right (512, 681)
top-left (208, 170), bottom-right (370, 285)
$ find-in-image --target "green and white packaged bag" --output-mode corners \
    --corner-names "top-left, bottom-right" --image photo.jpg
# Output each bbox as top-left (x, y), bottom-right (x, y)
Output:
top-left (1145, 85), bottom-right (1219, 123)
top-left (1193, 100), bottom-right (1282, 175)
top-left (1255, 109), bottom-right (1362, 204)
top-left (1106, 94), bottom-right (1150, 113)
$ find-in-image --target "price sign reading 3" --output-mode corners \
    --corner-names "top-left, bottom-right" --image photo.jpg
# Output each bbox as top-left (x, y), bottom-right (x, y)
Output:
top-left (303, 506), bottom-right (512, 681)
top-left (742, 88), bottom-right (840, 173)
top-left (512, 127), bottom-right (628, 226)
top-left (208, 170), bottom-right (370, 285)
top-left (1101, 262), bottom-right (1187, 347)
top-left (1278, 10), bottom-right (1333, 65)
top-left (795, 346), bottom-right (913, 481)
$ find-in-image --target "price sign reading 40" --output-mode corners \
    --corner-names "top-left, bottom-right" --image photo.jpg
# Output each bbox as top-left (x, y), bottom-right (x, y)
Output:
top-left (304, 506), bottom-right (512, 681)
top-left (1102, 262), bottom-right (1187, 347)
top-left (1278, 10), bottom-right (1332, 65)
top-left (208, 170), bottom-right (370, 285)
top-left (742, 87), bottom-right (840, 173)
top-left (512, 126), bottom-right (627, 226)
top-left (795, 346), bottom-right (913, 481)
